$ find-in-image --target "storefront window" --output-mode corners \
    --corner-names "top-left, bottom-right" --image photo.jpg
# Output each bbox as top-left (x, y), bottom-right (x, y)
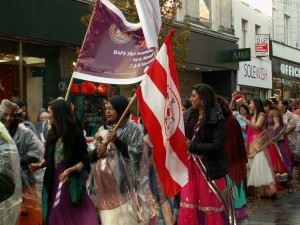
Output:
top-left (239, 86), bottom-right (260, 101)
top-left (0, 38), bottom-right (19, 101)
top-left (0, 37), bottom-right (138, 137)
top-left (273, 77), bottom-right (300, 99)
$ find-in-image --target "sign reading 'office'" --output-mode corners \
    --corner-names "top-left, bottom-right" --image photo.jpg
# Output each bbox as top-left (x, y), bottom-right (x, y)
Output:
top-left (280, 64), bottom-right (300, 78)
top-left (237, 58), bottom-right (272, 89)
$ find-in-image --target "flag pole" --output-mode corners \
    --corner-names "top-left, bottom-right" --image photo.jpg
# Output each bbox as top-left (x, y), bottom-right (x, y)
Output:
top-left (113, 93), bottom-right (137, 131)
top-left (65, 77), bottom-right (74, 101)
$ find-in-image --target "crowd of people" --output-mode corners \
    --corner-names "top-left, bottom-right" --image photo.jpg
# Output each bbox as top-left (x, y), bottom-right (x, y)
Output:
top-left (1, 84), bottom-right (300, 225)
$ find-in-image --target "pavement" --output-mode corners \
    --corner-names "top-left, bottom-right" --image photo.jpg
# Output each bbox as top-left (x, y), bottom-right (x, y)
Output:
top-left (239, 191), bottom-right (300, 225)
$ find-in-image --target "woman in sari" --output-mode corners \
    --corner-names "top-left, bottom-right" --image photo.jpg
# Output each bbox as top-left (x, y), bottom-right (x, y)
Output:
top-left (217, 96), bottom-right (248, 221)
top-left (0, 99), bottom-right (44, 225)
top-left (87, 95), bottom-right (147, 225)
top-left (278, 100), bottom-right (300, 177)
top-left (263, 100), bottom-right (293, 181)
top-left (30, 99), bottom-right (98, 225)
top-left (178, 84), bottom-right (234, 225)
top-left (237, 98), bottom-right (277, 198)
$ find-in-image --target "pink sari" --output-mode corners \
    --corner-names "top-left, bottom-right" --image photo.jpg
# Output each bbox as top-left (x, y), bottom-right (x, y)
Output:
top-left (178, 155), bottom-right (230, 225)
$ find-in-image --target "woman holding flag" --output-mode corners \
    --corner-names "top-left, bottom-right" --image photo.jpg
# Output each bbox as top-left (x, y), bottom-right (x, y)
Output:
top-left (87, 95), bottom-right (147, 225)
top-left (178, 84), bottom-right (235, 225)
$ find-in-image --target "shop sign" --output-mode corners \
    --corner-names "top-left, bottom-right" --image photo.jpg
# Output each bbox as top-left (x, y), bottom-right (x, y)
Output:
top-left (237, 57), bottom-right (272, 89)
top-left (255, 34), bottom-right (269, 57)
top-left (232, 48), bottom-right (251, 62)
top-left (280, 64), bottom-right (300, 78)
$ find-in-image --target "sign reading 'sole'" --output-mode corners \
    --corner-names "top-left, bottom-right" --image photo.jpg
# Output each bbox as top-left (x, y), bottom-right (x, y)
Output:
top-left (255, 34), bottom-right (269, 57)
top-left (237, 58), bottom-right (272, 89)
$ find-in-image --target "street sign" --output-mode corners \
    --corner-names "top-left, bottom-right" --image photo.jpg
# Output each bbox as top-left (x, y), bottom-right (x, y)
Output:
top-left (255, 34), bottom-right (269, 57)
top-left (232, 48), bottom-right (251, 62)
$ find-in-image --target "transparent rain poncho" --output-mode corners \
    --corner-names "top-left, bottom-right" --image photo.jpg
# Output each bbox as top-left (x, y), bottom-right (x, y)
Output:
top-left (87, 119), bottom-right (150, 225)
top-left (0, 122), bottom-right (22, 225)
top-left (13, 124), bottom-right (45, 223)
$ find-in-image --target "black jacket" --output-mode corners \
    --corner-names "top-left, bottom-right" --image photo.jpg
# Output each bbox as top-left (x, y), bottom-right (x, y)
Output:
top-left (43, 127), bottom-right (90, 223)
top-left (188, 104), bottom-right (229, 180)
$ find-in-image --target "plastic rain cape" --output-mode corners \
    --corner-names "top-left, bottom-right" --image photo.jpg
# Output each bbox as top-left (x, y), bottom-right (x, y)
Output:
top-left (13, 124), bottom-right (45, 223)
top-left (87, 119), bottom-right (150, 225)
top-left (0, 122), bottom-right (22, 225)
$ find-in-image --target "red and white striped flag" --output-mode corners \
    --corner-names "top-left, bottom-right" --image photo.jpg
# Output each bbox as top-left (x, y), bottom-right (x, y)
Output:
top-left (136, 30), bottom-right (188, 198)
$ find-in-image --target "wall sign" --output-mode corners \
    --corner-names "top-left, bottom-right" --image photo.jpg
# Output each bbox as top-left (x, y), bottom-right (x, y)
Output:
top-left (237, 57), bottom-right (272, 89)
top-left (232, 48), bottom-right (251, 62)
top-left (255, 34), bottom-right (269, 57)
top-left (280, 64), bottom-right (300, 78)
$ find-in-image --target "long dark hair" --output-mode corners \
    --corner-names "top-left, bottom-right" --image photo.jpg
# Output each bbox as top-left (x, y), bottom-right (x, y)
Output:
top-left (186, 84), bottom-right (217, 138)
top-left (193, 84), bottom-right (216, 122)
top-left (216, 95), bottom-right (231, 117)
top-left (281, 100), bottom-right (290, 113)
top-left (263, 99), bottom-right (282, 120)
top-left (252, 98), bottom-right (266, 122)
top-left (47, 100), bottom-right (77, 144)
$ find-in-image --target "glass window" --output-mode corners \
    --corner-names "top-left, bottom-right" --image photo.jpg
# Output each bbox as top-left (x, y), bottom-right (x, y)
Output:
top-left (284, 15), bottom-right (289, 45)
top-left (272, 77), bottom-right (300, 100)
top-left (242, 19), bottom-right (248, 48)
top-left (0, 38), bottom-right (20, 101)
top-left (255, 24), bottom-right (261, 34)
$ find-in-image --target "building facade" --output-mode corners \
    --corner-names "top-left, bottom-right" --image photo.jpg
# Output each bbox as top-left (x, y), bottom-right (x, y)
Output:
top-left (0, 0), bottom-right (240, 135)
top-left (271, 0), bottom-right (300, 100)
top-left (177, 0), bottom-right (239, 100)
top-left (232, 0), bottom-right (273, 101)
top-left (0, 0), bottom-right (90, 122)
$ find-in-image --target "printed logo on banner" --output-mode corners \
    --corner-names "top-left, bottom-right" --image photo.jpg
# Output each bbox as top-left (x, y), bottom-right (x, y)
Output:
top-left (109, 24), bottom-right (133, 44)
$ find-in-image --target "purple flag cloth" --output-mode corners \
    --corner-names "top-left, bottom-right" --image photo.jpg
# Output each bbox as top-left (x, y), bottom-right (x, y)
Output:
top-left (73, 0), bottom-right (155, 84)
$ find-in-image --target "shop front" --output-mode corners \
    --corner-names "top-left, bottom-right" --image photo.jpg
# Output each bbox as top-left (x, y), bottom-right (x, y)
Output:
top-left (0, 0), bottom-right (91, 123)
top-left (237, 57), bottom-right (272, 101)
top-left (272, 57), bottom-right (300, 100)
top-left (178, 28), bottom-right (239, 100)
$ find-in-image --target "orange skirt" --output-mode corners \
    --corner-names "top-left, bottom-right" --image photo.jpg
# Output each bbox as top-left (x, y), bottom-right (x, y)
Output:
top-left (19, 185), bottom-right (42, 225)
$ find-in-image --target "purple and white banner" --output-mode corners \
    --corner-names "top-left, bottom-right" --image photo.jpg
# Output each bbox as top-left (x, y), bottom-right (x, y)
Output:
top-left (72, 0), bottom-right (155, 84)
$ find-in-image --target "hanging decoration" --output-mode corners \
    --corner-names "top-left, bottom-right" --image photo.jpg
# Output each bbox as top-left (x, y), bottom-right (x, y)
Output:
top-left (70, 83), bottom-right (80, 96)
top-left (81, 81), bottom-right (96, 96)
top-left (98, 83), bottom-right (106, 96)
top-left (108, 85), bottom-right (114, 97)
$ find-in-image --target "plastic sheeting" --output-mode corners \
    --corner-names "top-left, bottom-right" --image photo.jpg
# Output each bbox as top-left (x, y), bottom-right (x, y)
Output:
top-left (87, 120), bottom-right (150, 225)
top-left (0, 122), bottom-right (22, 225)
top-left (13, 124), bottom-right (45, 225)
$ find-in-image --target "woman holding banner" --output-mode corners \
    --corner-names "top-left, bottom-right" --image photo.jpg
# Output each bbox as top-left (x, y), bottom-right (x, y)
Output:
top-left (87, 95), bottom-right (148, 225)
top-left (178, 84), bottom-right (235, 225)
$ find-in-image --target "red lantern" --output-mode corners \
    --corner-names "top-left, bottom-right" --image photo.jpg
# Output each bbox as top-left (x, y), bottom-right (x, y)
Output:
top-left (81, 81), bottom-right (96, 96)
top-left (70, 83), bottom-right (80, 96)
top-left (98, 84), bottom-right (106, 96)
top-left (108, 85), bottom-right (114, 97)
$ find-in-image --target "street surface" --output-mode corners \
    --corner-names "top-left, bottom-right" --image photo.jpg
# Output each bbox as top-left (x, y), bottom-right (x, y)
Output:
top-left (240, 190), bottom-right (300, 225)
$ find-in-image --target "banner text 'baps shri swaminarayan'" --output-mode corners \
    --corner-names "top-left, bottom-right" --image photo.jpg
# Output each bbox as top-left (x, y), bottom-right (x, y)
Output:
top-left (73, 0), bottom-right (155, 84)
